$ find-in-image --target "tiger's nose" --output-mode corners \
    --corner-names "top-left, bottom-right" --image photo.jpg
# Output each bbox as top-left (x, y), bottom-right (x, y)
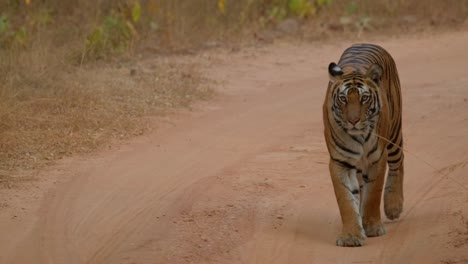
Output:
top-left (348, 117), bottom-right (360, 125)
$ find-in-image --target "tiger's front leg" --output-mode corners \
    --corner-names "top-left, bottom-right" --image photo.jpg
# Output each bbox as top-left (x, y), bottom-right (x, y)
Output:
top-left (329, 159), bottom-right (365, 247)
top-left (360, 153), bottom-right (387, 237)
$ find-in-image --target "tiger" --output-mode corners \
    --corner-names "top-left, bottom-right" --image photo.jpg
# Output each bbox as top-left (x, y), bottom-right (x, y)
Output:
top-left (322, 43), bottom-right (404, 247)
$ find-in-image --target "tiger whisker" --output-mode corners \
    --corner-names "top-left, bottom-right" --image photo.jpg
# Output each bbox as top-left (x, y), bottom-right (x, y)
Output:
top-left (371, 132), bottom-right (467, 191)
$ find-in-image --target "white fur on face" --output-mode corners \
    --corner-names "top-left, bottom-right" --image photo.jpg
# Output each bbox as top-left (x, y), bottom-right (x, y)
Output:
top-left (339, 84), bottom-right (370, 95)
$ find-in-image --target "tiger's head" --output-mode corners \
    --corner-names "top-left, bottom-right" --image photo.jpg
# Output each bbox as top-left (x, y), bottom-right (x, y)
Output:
top-left (327, 62), bottom-right (383, 137)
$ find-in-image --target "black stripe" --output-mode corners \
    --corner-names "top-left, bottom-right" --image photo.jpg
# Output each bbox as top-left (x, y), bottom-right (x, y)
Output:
top-left (335, 141), bottom-right (360, 155)
top-left (341, 48), bottom-right (381, 64)
top-left (387, 136), bottom-right (402, 153)
top-left (364, 122), bottom-right (376, 143)
top-left (351, 189), bottom-right (359, 195)
top-left (367, 142), bottom-right (379, 158)
top-left (364, 130), bottom-right (372, 142)
top-left (363, 174), bottom-right (373, 183)
top-left (326, 111), bottom-right (345, 146)
top-left (340, 57), bottom-right (373, 66)
top-left (388, 155), bottom-right (402, 164)
top-left (329, 128), bottom-right (361, 156)
top-left (331, 157), bottom-right (356, 170)
top-left (388, 147), bottom-right (400, 157)
top-left (371, 149), bottom-right (385, 165)
top-left (351, 135), bottom-right (364, 145)
top-left (328, 118), bottom-right (345, 146)
top-left (387, 77), bottom-right (393, 118)
top-left (387, 120), bottom-right (402, 150)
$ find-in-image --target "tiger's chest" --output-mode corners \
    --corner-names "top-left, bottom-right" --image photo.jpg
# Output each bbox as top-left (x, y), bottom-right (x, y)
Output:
top-left (354, 134), bottom-right (384, 171)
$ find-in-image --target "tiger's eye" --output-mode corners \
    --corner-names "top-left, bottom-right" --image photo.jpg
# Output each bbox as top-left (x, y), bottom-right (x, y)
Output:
top-left (339, 95), bottom-right (347, 103)
top-left (361, 95), bottom-right (369, 102)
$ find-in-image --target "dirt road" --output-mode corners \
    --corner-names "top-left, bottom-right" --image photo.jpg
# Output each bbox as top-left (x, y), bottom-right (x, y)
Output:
top-left (2, 31), bottom-right (468, 264)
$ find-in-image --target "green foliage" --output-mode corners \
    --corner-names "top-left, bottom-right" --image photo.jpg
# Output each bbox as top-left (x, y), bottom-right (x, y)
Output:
top-left (131, 1), bottom-right (142, 23)
top-left (81, 0), bottom-right (145, 61)
top-left (259, 0), bottom-right (333, 26)
top-left (263, 5), bottom-right (287, 25)
top-left (32, 8), bottom-right (54, 27)
top-left (0, 14), bottom-right (29, 48)
top-left (85, 14), bottom-right (133, 59)
top-left (0, 15), bottom-right (10, 35)
top-left (288, 0), bottom-right (315, 18)
top-left (338, 1), bottom-right (373, 33)
top-left (13, 26), bottom-right (28, 47)
top-left (218, 0), bottom-right (226, 15)
top-left (346, 1), bottom-right (358, 15)
top-left (0, 6), bottom-right (55, 49)
top-left (317, 0), bottom-right (333, 7)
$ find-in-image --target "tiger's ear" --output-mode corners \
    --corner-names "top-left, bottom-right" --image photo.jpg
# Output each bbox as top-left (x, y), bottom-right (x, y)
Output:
top-left (366, 64), bottom-right (383, 85)
top-left (328, 62), bottom-right (343, 81)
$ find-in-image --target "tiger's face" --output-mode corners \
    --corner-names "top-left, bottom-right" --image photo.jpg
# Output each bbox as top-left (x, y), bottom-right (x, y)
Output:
top-left (328, 63), bottom-right (382, 137)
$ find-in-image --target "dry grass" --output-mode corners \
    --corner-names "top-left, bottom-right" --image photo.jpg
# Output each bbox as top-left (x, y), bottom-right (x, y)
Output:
top-left (0, 42), bottom-right (212, 175)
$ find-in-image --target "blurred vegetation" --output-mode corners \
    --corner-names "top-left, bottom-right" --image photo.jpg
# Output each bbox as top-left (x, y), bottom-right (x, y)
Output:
top-left (1, 0), bottom-right (467, 59)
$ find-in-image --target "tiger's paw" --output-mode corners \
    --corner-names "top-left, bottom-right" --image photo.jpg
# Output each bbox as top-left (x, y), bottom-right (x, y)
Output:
top-left (336, 234), bottom-right (365, 247)
top-left (364, 222), bottom-right (386, 237)
top-left (384, 193), bottom-right (403, 220)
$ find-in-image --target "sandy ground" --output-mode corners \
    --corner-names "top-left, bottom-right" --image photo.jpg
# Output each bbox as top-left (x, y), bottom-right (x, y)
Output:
top-left (1, 31), bottom-right (468, 264)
